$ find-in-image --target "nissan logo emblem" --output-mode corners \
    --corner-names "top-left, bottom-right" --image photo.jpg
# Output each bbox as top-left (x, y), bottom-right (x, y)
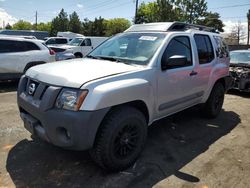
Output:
top-left (28, 83), bottom-right (36, 95)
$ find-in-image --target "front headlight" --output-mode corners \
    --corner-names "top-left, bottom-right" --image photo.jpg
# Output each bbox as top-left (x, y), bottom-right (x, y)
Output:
top-left (55, 89), bottom-right (88, 111)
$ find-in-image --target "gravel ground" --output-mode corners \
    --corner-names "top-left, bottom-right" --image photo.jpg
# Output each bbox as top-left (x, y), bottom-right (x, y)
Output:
top-left (0, 81), bottom-right (249, 188)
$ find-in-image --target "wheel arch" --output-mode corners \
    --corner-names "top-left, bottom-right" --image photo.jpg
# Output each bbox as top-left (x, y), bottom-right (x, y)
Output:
top-left (23, 61), bottom-right (46, 73)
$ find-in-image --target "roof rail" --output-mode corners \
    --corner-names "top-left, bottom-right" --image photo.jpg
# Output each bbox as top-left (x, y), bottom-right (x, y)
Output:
top-left (168, 22), bottom-right (217, 33)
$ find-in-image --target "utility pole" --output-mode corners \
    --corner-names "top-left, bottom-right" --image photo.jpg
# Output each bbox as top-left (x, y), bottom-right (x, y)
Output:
top-left (135, 0), bottom-right (139, 24)
top-left (35, 11), bottom-right (38, 30)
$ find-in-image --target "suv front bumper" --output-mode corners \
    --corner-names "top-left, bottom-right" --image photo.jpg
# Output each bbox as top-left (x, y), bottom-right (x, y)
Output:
top-left (17, 76), bottom-right (109, 150)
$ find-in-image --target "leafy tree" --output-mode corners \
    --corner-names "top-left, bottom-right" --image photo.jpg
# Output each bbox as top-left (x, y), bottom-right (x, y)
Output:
top-left (5, 23), bottom-right (12, 30)
top-left (69, 11), bottom-right (81, 33)
top-left (175, 0), bottom-right (207, 24)
top-left (36, 22), bottom-right (51, 32)
top-left (12, 20), bottom-right (33, 30)
top-left (104, 18), bottom-right (131, 36)
top-left (82, 17), bottom-right (106, 36)
top-left (197, 12), bottom-right (224, 32)
top-left (51, 9), bottom-right (69, 36)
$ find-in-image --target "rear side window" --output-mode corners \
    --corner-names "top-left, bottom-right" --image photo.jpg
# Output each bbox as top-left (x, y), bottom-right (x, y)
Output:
top-left (82, 39), bottom-right (92, 46)
top-left (194, 34), bottom-right (214, 64)
top-left (24, 42), bottom-right (40, 51)
top-left (55, 38), bottom-right (68, 44)
top-left (213, 36), bottom-right (229, 58)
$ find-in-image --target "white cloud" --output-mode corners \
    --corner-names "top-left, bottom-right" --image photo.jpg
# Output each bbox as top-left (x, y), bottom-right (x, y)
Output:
top-left (0, 8), bottom-right (17, 28)
top-left (77, 4), bottom-right (83, 8)
top-left (0, 0), bottom-right (6, 2)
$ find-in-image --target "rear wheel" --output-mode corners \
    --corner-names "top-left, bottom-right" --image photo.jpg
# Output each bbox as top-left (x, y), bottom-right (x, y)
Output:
top-left (202, 82), bottom-right (225, 118)
top-left (90, 106), bottom-right (147, 171)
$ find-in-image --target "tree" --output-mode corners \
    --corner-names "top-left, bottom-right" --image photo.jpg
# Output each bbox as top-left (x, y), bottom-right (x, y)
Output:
top-left (104, 18), bottom-right (131, 36)
top-left (12, 20), bottom-right (33, 30)
top-left (247, 9), bottom-right (250, 45)
top-left (36, 22), bottom-right (51, 32)
top-left (69, 11), bottom-right (81, 33)
top-left (230, 21), bottom-right (246, 45)
top-left (197, 12), bottom-right (224, 32)
top-left (5, 23), bottom-right (12, 30)
top-left (50, 9), bottom-right (69, 36)
top-left (136, 0), bottom-right (179, 23)
top-left (175, 0), bottom-right (207, 24)
top-left (82, 17), bottom-right (106, 36)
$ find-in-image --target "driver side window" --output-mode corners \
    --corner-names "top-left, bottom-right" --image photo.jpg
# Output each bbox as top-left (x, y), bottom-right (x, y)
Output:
top-left (162, 36), bottom-right (192, 68)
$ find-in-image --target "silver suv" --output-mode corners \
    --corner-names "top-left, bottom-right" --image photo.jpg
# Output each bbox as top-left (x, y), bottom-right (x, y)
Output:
top-left (17, 22), bottom-right (231, 171)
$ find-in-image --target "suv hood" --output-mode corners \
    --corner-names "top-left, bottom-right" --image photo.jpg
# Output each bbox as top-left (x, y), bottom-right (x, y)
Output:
top-left (26, 58), bottom-right (141, 88)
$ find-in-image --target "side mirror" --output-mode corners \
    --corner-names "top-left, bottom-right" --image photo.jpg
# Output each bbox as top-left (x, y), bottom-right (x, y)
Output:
top-left (161, 55), bottom-right (188, 70)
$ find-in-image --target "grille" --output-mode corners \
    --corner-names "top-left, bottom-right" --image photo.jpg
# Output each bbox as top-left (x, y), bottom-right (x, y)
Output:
top-left (25, 78), bottom-right (49, 100)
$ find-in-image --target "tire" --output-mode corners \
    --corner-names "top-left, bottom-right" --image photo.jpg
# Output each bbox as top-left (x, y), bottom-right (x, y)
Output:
top-left (90, 106), bottom-right (147, 171)
top-left (202, 82), bottom-right (225, 118)
top-left (75, 53), bottom-right (82, 58)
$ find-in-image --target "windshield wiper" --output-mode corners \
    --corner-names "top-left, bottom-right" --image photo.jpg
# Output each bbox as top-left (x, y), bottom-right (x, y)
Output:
top-left (86, 55), bottom-right (101, 59)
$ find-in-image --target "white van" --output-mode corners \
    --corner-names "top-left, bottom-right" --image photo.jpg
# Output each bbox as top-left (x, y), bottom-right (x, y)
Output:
top-left (57, 37), bottom-right (108, 58)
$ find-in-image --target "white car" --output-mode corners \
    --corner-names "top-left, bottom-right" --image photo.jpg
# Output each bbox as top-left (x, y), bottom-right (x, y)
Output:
top-left (0, 37), bottom-right (56, 80)
top-left (58, 37), bottom-right (108, 58)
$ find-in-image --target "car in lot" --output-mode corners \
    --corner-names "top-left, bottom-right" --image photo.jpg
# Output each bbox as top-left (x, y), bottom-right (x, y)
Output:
top-left (229, 50), bottom-right (250, 92)
top-left (58, 37), bottom-right (108, 58)
top-left (17, 22), bottom-right (231, 171)
top-left (0, 37), bottom-right (56, 80)
top-left (49, 46), bottom-right (75, 61)
top-left (45, 37), bottom-right (70, 47)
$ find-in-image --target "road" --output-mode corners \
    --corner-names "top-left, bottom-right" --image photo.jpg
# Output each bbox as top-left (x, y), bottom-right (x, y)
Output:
top-left (0, 81), bottom-right (250, 188)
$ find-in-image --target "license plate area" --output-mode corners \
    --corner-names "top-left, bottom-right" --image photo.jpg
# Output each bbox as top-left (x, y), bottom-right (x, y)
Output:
top-left (21, 113), bottom-right (39, 135)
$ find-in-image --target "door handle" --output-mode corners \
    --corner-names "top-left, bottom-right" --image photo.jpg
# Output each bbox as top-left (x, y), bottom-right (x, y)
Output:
top-left (189, 71), bottom-right (198, 76)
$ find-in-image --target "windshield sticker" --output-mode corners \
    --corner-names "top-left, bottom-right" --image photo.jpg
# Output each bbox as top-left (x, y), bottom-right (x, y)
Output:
top-left (139, 36), bottom-right (157, 41)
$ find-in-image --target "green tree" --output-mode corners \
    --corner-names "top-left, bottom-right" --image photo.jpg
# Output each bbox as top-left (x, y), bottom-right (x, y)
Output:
top-left (36, 22), bottom-right (51, 32)
top-left (197, 12), bottom-right (224, 32)
top-left (51, 9), bottom-right (69, 36)
top-left (5, 23), bottom-right (12, 30)
top-left (12, 20), bottom-right (33, 30)
top-left (175, 0), bottom-right (207, 24)
top-left (82, 17), bottom-right (106, 36)
top-left (69, 11), bottom-right (81, 33)
top-left (104, 18), bottom-right (131, 36)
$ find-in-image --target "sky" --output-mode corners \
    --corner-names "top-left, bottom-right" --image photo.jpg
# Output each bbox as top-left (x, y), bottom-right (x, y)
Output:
top-left (0, 0), bottom-right (250, 34)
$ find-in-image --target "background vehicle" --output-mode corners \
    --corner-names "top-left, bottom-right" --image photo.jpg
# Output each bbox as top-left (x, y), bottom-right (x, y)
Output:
top-left (229, 50), bottom-right (250, 92)
top-left (18, 22), bottom-right (231, 171)
top-left (0, 30), bottom-right (49, 40)
top-left (58, 37), bottom-right (108, 58)
top-left (45, 37), bottom-right (70, 46)
top-left (57, 31), bottom-right (84, 40)
top-left (0, 37), bottom-right (55, 80)
top-left (49, 46), bottom-right (75, 61)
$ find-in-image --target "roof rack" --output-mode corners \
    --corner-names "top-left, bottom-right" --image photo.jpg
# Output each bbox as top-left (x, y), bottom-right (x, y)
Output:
top-left (125, 22), bottom-right (217, 33)
top-left (168, 22), bottom-right (217, 33)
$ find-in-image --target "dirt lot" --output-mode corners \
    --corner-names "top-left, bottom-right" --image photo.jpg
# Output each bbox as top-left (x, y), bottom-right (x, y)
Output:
top-left (0, 81), bottom-right (250, 188)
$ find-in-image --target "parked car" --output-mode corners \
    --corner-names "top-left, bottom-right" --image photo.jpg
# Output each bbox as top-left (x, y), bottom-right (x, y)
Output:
top-left (57, 37), bottom-right (108, 58)
top-left (229, 50), bottom-right (250, 92)
top-left (0, 37), bottom-right (56, 80)
top-left (17, 22), bottom-right (231, 171)
top-left (45, 37), bottom-right (70, 46)
top-left (57, 31), bottom-right (84, 40)
top-left (49, 47), bottom-right (75, 61)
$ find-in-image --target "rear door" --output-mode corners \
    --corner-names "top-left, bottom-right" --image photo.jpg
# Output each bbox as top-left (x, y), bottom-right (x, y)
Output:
top-left (192, 34), bottom-right (216, 94)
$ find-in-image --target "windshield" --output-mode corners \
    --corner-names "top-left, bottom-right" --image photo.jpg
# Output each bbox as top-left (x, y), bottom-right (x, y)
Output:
top-left (88, 32), bottom-right (166, 65)
top-left (230, 51), bottom-right (250, 64)
top-left (68, 38), bottom-right (83, 46)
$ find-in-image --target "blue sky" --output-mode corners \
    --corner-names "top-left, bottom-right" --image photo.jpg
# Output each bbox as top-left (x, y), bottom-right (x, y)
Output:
top-left (0, 0), bottom-right (250, 33)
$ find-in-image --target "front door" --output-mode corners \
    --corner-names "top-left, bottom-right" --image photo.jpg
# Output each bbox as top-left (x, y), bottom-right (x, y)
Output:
top-left (157, 35), bottom-right (202, 118)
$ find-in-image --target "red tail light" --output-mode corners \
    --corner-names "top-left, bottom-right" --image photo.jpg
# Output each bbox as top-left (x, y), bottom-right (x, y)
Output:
top-left (49, 49), bottom-right (56, 55)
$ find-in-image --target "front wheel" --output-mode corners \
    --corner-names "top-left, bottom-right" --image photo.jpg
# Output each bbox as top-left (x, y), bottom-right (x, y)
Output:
top-left (202, 82), bottom-right (225, 118)
top-left (90, 106), bottom-right (147, 171)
